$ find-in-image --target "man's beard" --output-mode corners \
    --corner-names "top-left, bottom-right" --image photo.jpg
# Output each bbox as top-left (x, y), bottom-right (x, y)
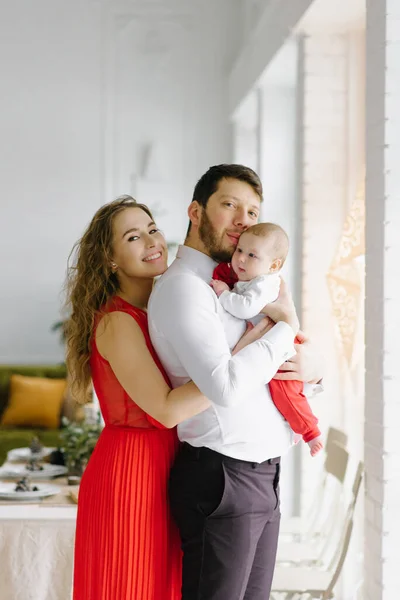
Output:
top-left (198, 209), bottom-right (234, 263)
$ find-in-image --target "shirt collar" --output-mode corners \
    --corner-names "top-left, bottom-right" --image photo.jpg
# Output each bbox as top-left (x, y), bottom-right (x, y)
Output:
top-left (176, 245), bottom-right (218, 283)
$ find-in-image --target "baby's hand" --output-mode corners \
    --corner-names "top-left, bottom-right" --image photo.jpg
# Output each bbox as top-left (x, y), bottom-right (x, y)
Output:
top-left (210, 280), bottom-right (230, 297)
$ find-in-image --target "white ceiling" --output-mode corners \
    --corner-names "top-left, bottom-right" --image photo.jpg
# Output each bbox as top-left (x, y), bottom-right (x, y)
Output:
top-left (296, 0), bottom-right (365, 33)
top-left (254, 0), bottom-right (366, 90)
top-left (259, 40), bottom-right (298, 88)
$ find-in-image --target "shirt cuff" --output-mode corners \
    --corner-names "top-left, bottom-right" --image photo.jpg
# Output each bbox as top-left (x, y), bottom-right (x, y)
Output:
top-left (303, 381), bottom-right (324, 398)
top-left (262, 321), bottom-right (296, 363)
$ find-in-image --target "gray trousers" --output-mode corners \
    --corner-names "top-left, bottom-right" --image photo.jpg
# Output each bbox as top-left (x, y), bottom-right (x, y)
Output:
top-left (169, 443), bottom-right (281, 600)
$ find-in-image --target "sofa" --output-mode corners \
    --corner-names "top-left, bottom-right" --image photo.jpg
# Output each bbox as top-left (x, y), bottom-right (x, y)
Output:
top-left (0, 365), bottom-right (68, 465)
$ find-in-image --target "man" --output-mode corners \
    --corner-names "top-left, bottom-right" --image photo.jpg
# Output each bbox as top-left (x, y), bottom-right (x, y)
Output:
top-left (148, 164), bottom-right (322, 600)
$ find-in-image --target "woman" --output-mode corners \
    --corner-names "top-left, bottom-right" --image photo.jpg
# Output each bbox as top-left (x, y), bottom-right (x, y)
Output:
top-left (67, 195), bottom-right (272, 599)
top-left (67, 196), bottom-right (212, 600)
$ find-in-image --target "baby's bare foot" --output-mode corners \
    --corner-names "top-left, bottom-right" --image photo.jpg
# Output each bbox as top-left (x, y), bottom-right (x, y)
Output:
top-left (308, 437), bottom-right (324, 457)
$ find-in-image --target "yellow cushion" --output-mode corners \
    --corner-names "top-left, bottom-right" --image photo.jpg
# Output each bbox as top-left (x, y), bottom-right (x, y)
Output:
top-left (1, 374), bottom-right (67, 429)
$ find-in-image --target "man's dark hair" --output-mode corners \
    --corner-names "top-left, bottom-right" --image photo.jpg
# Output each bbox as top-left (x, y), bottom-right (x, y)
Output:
top-left (187, 164), bottom-right (263, 235)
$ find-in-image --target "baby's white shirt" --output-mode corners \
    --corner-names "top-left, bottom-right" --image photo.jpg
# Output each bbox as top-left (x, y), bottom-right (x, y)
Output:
top-left (219, 273), bottom-right (281, 320)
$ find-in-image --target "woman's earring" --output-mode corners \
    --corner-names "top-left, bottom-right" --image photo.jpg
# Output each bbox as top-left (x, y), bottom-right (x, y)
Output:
top-left (111, 262), bottom-right (118, 272)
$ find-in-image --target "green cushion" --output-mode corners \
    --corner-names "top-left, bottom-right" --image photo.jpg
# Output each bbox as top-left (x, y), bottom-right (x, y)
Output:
top-left (0, 427), bottom-right (63, 466)
top-left (0, 365), bottom-right (67, 420)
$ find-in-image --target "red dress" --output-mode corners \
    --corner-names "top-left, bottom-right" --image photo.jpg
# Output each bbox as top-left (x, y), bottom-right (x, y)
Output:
top-left (73, 296), bottom-right (182, 600)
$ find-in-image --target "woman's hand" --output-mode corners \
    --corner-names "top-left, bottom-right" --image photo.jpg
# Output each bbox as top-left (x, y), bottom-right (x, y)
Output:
top-left (261, 279), bottom-right (299, 335)
top-left (232, 317), bottom-right (275, 355)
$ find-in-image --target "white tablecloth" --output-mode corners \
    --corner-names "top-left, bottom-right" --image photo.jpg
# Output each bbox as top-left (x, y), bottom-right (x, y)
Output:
top-left (0, 501), bottom-right (77, 600)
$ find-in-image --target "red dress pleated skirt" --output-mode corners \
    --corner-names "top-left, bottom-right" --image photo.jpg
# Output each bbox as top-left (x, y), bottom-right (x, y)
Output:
top-left (73, 297), bottom-right (182, 600)
top-left (73, 426), bottom-right (181, 599)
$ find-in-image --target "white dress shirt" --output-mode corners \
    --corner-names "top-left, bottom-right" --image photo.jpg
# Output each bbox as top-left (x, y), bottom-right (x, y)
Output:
top-left (219, 273), bottom-right (280, 320)
top-left (148, 245), bottom-right (296, 463)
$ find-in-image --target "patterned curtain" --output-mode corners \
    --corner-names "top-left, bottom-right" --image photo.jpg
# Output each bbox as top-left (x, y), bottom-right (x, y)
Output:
top-left (326, 177), bottom-right (365, 368)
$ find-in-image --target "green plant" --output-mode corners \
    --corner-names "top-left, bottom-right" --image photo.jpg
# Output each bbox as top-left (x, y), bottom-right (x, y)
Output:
top-left (60, 414), bottom-right (102, 476)
top-left (51, 319), bottom-right (69, 344)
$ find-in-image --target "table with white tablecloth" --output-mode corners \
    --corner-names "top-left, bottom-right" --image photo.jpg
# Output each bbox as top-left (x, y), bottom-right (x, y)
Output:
top-left (0, 481), bottom-right (77, 600)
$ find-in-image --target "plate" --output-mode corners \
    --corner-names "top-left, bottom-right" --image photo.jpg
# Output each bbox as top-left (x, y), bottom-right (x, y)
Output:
top-left (7, 447), bottom-right (55, 462)
top-left (0, 464), bottom-right (67, 480)
top-left (0, 483), bottom-right (61, 501)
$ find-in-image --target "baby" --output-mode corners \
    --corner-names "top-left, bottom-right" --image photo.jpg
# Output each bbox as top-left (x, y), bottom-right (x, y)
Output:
top-left (211, 222), bottom-right (323, 457)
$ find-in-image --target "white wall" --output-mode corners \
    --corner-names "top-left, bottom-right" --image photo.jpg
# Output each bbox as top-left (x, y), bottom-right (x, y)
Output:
top-left (0, 1), bottom-right (103, 364)
top-left (259, 81), bottom-right (302, 517)
top-left (364, 2), bottom-right (400, 598)
top-left (232, 91), bottom-right (259, 171)
top-left (0, 1), bottom-right (240, 364)
top-left (260, 85), bottom-right (300, 300)
top-left (229, 0), bottom-right (315, 113)
top-left (109, 2), bottom-right (240, 243)
top-left (300, 32), bottom-right (350, 507)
